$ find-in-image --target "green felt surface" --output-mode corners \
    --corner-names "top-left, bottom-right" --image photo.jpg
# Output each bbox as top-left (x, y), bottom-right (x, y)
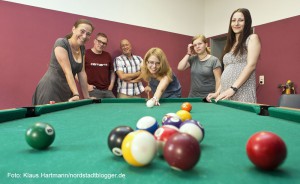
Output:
top-left (0, 99), bottom-right (299, 184)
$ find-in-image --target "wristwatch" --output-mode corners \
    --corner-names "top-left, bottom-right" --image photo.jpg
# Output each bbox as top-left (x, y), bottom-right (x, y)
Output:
top-left (230, 86), bottom-right (238, 92)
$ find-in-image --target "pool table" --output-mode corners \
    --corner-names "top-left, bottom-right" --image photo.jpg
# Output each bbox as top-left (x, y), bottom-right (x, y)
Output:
top-left (1, 98), bottom-right (300, 184)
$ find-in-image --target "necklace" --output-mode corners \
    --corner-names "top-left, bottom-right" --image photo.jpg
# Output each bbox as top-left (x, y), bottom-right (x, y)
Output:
top-left (72, 47), bottom-right (80, 54)
top-left (68, 40), bottom-right (80, 54)
top-left (199, 53), bottom-right (208, 60)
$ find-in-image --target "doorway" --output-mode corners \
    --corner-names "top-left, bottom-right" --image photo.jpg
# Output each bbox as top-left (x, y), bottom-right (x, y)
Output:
top-left (210, 35), bottom-right (227, 61)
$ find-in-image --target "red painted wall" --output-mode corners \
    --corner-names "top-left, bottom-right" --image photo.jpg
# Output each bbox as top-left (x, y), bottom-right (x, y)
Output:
top-left (1, 1), bottom-right (299, 109)
top-left (0, 2), bottom-right (191, 109)
top-left (255, 16), bottom-right (300, 106)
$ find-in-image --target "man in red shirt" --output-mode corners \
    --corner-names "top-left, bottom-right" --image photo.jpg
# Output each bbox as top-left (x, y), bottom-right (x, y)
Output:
top-left (85, 33), bottom-right (116, 98)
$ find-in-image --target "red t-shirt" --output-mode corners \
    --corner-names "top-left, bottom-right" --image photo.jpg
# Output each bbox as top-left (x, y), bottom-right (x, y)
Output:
top-left (85, 49), bottom-right (113, 90)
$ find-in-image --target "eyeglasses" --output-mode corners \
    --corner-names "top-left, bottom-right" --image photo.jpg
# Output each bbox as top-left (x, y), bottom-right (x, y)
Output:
top-left (147, 61), bottom-right (160, 66)
top-left (95, 39), bottom-right (107, 46)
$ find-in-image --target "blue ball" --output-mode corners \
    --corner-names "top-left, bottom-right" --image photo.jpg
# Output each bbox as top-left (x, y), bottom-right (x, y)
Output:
top-left (136, 116), bottom-right (159, 134)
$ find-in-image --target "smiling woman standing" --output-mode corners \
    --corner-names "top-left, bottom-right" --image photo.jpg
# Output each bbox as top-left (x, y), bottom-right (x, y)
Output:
top-left (207, 8), bottom-right (261, 103)
top-left (32, 19), bottom-right (94, 105)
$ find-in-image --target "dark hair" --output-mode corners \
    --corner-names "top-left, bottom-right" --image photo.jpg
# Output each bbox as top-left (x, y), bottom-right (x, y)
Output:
top-left (65, 19), bottom-right (95, 39)
top-left (223, 8), bottom-right (252, 57)
top-left (96, 32), bottom-right (108, 42)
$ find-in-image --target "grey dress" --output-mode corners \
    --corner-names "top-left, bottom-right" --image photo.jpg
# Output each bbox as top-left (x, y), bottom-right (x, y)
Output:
top-left (220, 36), bottom-right (256, 103)
top-left (32, 38), bottom-right (84, 105)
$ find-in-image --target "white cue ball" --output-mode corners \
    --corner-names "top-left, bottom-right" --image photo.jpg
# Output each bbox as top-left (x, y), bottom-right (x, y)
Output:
top-left (146, 99), bottom-right (155, 108)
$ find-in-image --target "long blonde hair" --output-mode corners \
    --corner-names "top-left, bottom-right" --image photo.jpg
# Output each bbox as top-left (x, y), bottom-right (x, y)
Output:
top-left (141, 48), bottom-right (173, 82)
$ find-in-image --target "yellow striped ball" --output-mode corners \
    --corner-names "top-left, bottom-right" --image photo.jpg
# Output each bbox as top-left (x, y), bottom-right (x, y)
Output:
top-left (121, 130), bottom-right (156, 167)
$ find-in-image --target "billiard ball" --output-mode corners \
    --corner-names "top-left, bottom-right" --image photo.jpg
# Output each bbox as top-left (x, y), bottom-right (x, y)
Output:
top-left (181, 102), bottom-right (192, 112)
top-left (164, 133), bottom-right (200, 171)
top-left (162, 116), bottom-right (182, 128)
top-left (146, 99), bottom-right (155, 108)
top-left (179, 119), bottom-right (205, 143)
top-left (154, 125), bottom-right (179, 155)
top-left (136, 116), bottom-right (159, 134)
top-left (176, 110), bottom-right (192, 122)
top-left (246, 131), bottom-right (287, 170)
top-left (107, 126), bottom-right (134, 156)
top-left (25, 122), bottom-right (55, 150)
top-left (161, 113), bottom-right (180, 125)
top-left (122, 130), bottom-right (157, 167)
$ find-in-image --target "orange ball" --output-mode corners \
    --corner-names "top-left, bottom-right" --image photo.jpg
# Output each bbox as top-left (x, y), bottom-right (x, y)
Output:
top-left (181, 102), bottom-right (192, 112)
top-left (176, 110), bottom-right (192, 122)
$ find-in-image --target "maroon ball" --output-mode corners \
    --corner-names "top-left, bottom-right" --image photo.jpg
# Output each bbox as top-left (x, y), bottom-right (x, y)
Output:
top-left (246, 131), bottom-right (287, 170)
top-left (163, 133), bottom-right (200, 171)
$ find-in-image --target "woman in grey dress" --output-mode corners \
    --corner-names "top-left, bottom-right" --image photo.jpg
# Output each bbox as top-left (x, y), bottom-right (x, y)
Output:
top-left (178, 35), bottom-right (222, 98)
top-left (207, 8), bottom-right (261, 103)
top-left (32, 19), bottom-right (94, 105)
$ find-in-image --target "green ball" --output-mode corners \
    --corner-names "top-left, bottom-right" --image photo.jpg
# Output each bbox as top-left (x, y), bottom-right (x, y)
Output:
top-left (25, 122), bottom-right (55, 150)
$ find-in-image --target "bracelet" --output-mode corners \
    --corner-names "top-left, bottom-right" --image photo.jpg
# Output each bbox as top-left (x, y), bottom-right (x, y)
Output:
top-left (230, 86), bottom-right (238, 92)
top-left (73, 94), bottom-right (80, 97)
top-left (152, 97), bottom-right (159, 102)
top-left (152, 97), bottom-right (160, 106)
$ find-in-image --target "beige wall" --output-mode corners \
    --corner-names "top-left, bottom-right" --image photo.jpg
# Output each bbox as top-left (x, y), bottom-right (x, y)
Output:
top-left (4, 0), bottom-right (300, 36)
top-left (204, 0), bottom-right (300, 37)
top-left (3, 0), bottom-right (205, 36)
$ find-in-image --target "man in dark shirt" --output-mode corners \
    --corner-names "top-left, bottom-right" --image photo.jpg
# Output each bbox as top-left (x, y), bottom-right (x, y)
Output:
top-left (85, 33), bottom-right (115, 98)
